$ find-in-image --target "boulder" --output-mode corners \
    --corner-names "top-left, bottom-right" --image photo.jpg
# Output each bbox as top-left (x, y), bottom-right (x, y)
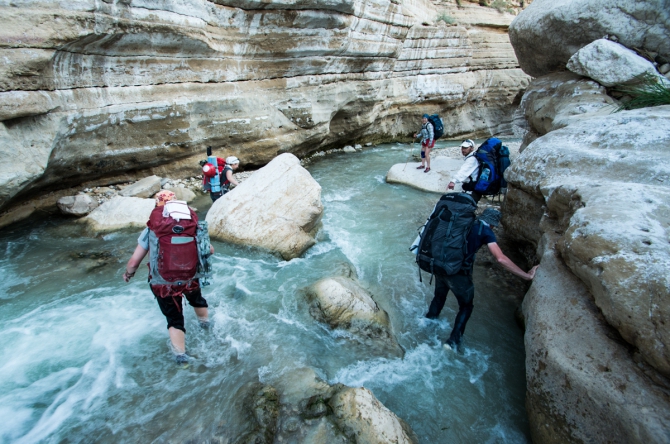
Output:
top-left (330, 387), bottom-right (418, 444)
top-left (523, 234), bottom-right (670, 444)
top-left (342, 146), bottom-right (357, 153)
top-left (83, 196), bottom-right (155, 232)
top-left (507, 105), bottom-right (670, 377)
top-left (206, 153), bottom-right (323, 260)
top-left (509, 0), bottom-right (670, 77)
top-left (118, 176), bottom-right (162, 198)
top-left (567, 39), bottom-right (668, 87)
top-left (386, 157), bottom-right (465, 193)
top-left (165, 186), bottom-right (196, 203)
top-left (226, 368), bottom-right (418, 444)
top-left (516, 72), bottom-right (618, 149)
top-left (57, 194), bottom-right (98, 216)
top-left (306, 277), bottom-right (403, 356)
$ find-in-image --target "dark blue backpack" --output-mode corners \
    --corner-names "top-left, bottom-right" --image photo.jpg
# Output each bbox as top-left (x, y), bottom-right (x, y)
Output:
top-left (427, 115), bottom-right (444, 140)
top-left (463, 138), bottom-right (510, 195)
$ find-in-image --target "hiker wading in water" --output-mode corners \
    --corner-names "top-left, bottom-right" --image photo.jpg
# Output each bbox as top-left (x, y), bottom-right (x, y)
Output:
top-left (419, 204), bottom-right (538, 352)
top-left (448, 139), bottom-right (482, 203)
top-left (123, 190), bottom-right (214, 364)
top-left (414, 114), bottom-right (435, 173)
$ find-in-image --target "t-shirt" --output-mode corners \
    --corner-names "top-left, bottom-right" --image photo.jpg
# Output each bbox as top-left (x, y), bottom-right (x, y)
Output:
top-left (462, 221), bottom-right (497, 271)
top-left (138, 227), bottom-right (150, 250)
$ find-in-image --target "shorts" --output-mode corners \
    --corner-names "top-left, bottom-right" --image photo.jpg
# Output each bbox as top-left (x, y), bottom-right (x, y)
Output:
top-left (151, 284), bottom-right (208, 332)
top-left (421, 140), bottom-right (435, 149)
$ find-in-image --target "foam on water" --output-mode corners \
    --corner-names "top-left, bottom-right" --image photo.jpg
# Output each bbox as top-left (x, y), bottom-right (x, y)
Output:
top-left (1, 140), bottom-right (529, 443)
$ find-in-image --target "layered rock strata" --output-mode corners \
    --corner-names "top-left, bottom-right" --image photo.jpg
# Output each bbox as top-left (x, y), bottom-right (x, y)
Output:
top-left (0, 0), bottom-right (528, 218)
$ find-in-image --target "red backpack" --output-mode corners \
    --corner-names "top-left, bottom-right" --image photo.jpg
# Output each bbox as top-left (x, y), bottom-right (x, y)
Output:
top-left (147, 206), bottom-right (199, 284)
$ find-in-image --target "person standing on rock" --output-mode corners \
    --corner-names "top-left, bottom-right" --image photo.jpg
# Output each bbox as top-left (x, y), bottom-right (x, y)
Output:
top-left (414, 114), bottom-right (435, 173)
top-left (424, 207), bottom-right (538, 352)
top-left (448, 139), bottom-right (481, 202)
top-left (122, 190), bottom-right (213, 365)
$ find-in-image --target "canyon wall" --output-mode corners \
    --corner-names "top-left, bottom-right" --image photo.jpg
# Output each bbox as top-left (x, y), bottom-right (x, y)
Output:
top-left (507, 1), bottom-right (670, 442)
top-left (0, 0), bottom-right (528, 222)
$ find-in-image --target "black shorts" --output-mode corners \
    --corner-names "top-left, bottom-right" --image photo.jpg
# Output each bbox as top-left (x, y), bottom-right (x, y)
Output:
top-left (150, 285), bottom-right (208, 332)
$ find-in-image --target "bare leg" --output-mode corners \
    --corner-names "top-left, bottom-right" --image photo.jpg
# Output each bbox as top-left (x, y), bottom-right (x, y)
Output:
top-left (425, 147), bottom-right (432, 169)
top-left (168, 327), bottom-right (186, 354)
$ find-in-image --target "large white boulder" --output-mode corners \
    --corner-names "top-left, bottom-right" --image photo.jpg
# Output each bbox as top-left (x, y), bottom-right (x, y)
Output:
top-left (206, 153), bottom-right (323, 260)
top-left (567, 39), bottom-right (668, 87)
top-left (386, 157), bottom-right (464, 193)
top-left (83, 196), bottom-right (155, 232)
top-left (509, 0), bottom-right (670, 77)
top-left (57, 194), bottom-right (98, 216)
top-left (306, 276), bottom-right (403, 356)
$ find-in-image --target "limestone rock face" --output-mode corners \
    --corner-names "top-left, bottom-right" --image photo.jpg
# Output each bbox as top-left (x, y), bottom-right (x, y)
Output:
top-left (83, 196), bottom-right (155, 232)
top-left (118, 176), bottom-right (162, 198)
top-left (504, 102), bottom-right (670, 441)
top-left (206, 153), bottom-right (322, 260)
top-left (516, 72), bottom-right (618, 150)
top-left (329, 387), bottom-right (418, 444)
top-left (523, 234), bottom-right (670, 444)
top-left (567, 39), bottom-right (668, 87)
top-left (57, 194), bottom-right (98, 216)
top-left (0, 0), bottom-right (529, 216)
top-left (306, 276), bottom-right (403, 356)
top-left (509, 0), bottom-right (670, 77)
top-left (508, 105), bottom-right (670, 376)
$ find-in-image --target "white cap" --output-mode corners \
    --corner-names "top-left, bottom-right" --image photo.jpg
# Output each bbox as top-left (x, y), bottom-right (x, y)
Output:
top-left (460, 139), bottom-right (475, 149)
top-left (226, 156), bottom-right (240, 165)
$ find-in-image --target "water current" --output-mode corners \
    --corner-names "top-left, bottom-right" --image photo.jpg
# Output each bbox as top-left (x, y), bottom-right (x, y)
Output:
top-left (0, 141), bottom-right (530, 443)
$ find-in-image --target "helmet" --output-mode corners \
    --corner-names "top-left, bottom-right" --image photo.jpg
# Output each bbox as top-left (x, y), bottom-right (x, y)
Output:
top-left (226, 156), bottom-right (240, 165)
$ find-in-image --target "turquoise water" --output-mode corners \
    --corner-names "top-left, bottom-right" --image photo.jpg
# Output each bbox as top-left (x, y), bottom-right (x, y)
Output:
top-left (0, 141), bottom-right (530, 443)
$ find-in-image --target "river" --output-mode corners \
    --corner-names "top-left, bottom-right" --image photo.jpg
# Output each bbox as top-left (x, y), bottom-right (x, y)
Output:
top-left (0, 141), bottom-right (530, 443)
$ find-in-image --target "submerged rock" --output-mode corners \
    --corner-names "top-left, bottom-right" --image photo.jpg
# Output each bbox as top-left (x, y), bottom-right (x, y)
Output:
top-left (306, 276), bottom-right (403, 357)
top-left (83, 196), bottom-right (155, 232)
top-left (206, 153), bottom-right (323, 260)
top-left (228, 368), bottom-right (418, 444)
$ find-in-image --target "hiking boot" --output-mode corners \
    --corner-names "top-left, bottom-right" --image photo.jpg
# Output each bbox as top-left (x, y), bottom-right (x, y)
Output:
top-left (443, 340), bottom-right (457, 352)
top-left (416, 165), bottom-right (425, 169)
top-left (175, 353), bottom-right (189, 365)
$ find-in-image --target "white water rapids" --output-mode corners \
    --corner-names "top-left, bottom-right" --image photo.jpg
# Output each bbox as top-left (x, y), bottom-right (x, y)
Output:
top-left (0, 142), bottom-right (530, 443)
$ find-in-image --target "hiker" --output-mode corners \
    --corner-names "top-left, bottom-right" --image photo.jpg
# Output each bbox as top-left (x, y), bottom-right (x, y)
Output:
top-left (122, 190), bottom-right (214, 364)
top-left (416, 200), bottom-right (538, 352)
top-left (448, 139), bottom-right (481, 202)
top-left (414, 114), bottom-right (435, 173)
top-left (202, 152), bottom-right (241, 202)
top-left (222, 156), bottom-right (240, 193)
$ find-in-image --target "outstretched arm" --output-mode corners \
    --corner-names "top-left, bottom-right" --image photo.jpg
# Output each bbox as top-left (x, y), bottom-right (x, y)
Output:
top-left (487, 242), bottom-right (538, 280)
top-left (226, 169), bottom-right (239, 186)
top-left (123, 244), bottom-right (149, 282)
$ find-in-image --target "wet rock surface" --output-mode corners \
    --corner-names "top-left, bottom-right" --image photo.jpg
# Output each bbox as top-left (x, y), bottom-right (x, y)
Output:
top-left (206, 153), bottom-right (323, 260)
